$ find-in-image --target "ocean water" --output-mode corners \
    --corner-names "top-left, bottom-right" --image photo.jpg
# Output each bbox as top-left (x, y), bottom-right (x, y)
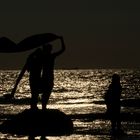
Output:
top-left (0, 69), bottom-right (140, 140)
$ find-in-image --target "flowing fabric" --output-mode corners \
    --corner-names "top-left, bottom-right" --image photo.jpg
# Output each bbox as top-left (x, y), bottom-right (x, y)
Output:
top-left (0, 33), bottom-right (59, 53)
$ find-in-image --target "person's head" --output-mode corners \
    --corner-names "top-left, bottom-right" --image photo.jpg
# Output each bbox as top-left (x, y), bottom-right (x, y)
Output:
top-left (112, 74), bottom-right (120, 84)
top-left (42, 44), bottom-right (53, 54)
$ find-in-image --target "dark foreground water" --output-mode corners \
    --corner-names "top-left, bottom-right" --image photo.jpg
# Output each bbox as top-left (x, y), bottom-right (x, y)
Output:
top-left (0, 69), bottom-right (140, 139)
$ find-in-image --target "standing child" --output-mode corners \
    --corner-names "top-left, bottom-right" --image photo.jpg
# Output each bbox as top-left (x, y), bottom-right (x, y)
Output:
top-left (104, 74), bottom-right (122, 135)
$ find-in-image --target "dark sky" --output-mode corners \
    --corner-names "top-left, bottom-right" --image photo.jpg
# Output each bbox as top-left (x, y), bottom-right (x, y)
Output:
top-left (0, 0), bottom-right (140, 69)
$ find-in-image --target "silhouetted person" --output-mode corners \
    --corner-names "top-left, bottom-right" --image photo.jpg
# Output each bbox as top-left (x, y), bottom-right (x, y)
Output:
top-left (41, 37), bottom-right (65, 109)
top-left (10, 36), bottom-right (65, 110)
top-left (10, 48), bottom-right (42, 109)
top-left (104, 74), bottom-right (122, 135)
top-left (27, 48), bottom-right (43, 109)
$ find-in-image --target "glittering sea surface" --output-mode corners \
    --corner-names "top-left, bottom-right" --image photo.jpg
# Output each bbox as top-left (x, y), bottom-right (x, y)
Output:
top-left (0, 69), bottom-right (140, 139)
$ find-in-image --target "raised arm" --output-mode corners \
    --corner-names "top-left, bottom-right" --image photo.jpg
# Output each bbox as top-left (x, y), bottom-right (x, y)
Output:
top-left (11, 62), bottom-right (27, 97)
top-left (53, 36), bottom-right (66, 56)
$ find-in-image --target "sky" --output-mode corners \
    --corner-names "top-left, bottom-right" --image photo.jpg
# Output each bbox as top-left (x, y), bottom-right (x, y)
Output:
top-left (0, 0), bottom-right (140, 69)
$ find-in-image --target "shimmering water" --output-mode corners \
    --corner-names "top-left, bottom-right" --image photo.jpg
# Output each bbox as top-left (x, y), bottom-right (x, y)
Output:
top-left (0, 69), bottom-right (140, 139)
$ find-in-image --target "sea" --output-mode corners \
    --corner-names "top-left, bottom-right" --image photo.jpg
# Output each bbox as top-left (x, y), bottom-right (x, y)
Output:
top-left (0, 69), bottom-right (140, 140)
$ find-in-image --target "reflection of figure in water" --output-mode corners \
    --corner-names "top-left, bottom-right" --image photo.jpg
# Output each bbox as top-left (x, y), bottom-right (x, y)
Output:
top-left (104, 74), bottom-right (122, 135)
top-left (10, 36), bottom-right (65, 110)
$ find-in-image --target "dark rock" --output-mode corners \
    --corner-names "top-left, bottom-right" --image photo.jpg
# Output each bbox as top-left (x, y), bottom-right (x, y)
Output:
top-left (0, 109), bottom-right (73, 136)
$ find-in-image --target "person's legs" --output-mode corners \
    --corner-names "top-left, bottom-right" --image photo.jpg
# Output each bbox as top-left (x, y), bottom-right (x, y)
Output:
top-left (29, 77), bottom-right (40, 110)
top-left (42, 91), bottom-right (51, 110)
top-left (41, 82), bottom-right (53, 110)
top-left (111, 119), bottom-right (116, 132)
top-left (31, 92), bottom-right (38, 109)
top-left (116, 115), bottom-right (121, 132)
top-left (115, 107), bottom-right (121, 132)
top-left (111, 113), bottom-right (117, 135)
